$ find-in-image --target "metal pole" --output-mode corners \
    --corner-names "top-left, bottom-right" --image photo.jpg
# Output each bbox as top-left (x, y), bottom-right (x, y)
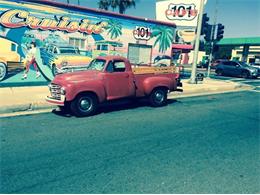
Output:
top-left (207, 0), bottom-right (218, 78)
top-left (207, 25), bottom-right (215, 77)
top-left (189, 0), bottom-right (205, 84)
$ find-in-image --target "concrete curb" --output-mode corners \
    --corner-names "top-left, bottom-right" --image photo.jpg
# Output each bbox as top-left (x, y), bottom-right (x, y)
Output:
top-left (0, 102), bottom-right (55, 115)
top-left (168, 84), bottom-right (254, 99)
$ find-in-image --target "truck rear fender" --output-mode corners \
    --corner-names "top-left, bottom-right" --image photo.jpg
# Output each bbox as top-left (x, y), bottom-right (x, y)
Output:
top-left (143, 77), bottom-right (176, 95)
top-left (65, 82), bottom-right (106, 103)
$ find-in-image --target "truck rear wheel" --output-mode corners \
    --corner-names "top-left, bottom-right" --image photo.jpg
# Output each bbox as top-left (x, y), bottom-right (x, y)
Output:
top-left (149, 88), bottom-right (167, 107)
top-left (0, 62), bottom-right (7, 81)
top-left (70, 93), bottom-right (98, 117)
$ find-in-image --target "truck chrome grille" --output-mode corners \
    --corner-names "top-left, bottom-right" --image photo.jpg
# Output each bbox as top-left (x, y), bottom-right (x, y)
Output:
top-left (49, 83), bottom-right (61, 100)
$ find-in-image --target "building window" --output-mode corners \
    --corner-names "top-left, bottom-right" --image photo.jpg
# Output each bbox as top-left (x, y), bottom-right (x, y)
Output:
top-left (69, 37), bottom-right (86, 50)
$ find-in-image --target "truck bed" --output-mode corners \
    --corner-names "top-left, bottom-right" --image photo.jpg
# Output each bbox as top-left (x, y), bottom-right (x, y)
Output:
top-left (132, 66), bottom-right (179, 75)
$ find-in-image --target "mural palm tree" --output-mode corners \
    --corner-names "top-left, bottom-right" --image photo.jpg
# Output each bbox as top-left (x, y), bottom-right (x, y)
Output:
top-left (152, 26), bottom-right (174, 53)
top-left (98, 0), bottom-right (137, 14)
top-left (106, 20), bottom-right (122, 40)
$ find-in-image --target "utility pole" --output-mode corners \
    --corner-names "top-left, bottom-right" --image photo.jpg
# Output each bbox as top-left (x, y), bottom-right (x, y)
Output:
top-left (189, 0), bottom-right (205, 84)
top-left (207, 0), bottom-right (218, 78)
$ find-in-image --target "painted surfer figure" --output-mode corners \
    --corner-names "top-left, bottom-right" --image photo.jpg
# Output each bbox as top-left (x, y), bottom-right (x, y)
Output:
top-left (22, 42), bottom-right (41, 79)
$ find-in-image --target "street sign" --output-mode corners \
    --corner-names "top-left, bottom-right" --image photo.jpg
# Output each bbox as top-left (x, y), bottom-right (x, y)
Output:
top-left (156, 0), bottom-right (206, 27)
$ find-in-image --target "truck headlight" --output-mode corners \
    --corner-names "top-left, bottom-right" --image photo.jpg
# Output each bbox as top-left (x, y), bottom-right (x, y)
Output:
top-left (60, 87), bottom-right (66, 95)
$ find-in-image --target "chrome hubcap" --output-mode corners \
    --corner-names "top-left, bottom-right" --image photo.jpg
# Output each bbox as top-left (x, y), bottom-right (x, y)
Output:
top-left (154, 91), bottom-right (164, 103)
top-left (80, 98), bottom-right (91, 111)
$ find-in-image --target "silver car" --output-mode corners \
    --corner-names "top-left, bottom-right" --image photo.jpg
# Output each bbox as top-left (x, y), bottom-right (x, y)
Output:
top-left (215, 61), bottom-right (258, 79)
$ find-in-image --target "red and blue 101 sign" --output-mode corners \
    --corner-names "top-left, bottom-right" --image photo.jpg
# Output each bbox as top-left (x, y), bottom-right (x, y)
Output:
top-left (165, 3), bottom-right (198, 21)
top-left (133, 26), bottom-right (151, 40)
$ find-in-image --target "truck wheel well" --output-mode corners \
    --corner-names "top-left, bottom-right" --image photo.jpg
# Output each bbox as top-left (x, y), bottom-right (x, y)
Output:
top-left (152, 86), bottom-right (169, 93)
top-left (75, 91), bottom-right (99, 103)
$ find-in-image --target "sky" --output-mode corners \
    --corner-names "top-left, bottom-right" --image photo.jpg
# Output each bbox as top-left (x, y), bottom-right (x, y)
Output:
top-left (55, 0), bottom-right (260, 38)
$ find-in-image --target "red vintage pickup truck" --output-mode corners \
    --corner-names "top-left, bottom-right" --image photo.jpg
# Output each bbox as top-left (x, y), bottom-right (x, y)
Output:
top-left (46, 56), bottom-right (182, 116)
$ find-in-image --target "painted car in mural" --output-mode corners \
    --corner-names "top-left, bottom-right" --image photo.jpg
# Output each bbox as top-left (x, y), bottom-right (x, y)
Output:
top-left (43, 43), bottom-right (92, 75)
top-left (0, 36), bottom-right (24, 81)
top-left (0, 0), bottom-right (176, 85)
top-left (92, 40), bottom-right (124, 58)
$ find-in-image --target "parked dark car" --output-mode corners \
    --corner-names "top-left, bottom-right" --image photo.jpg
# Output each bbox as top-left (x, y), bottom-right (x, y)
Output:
top-left (250, 62), bottom-right (260, 75)
top-left (215, 61), bottom-right (258, 78)
top-left (210, 59), bottom-right (227, 69)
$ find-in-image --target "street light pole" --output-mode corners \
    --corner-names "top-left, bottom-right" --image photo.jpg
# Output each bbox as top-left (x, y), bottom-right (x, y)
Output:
top-left (207, 24), bottom-right (215, 77)
top-left (189, 0), bottom-right (206, 84)
top-left (207, 0), bottom-right (218, 78)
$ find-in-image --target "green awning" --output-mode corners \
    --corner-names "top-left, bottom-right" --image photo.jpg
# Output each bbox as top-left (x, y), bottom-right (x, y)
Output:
top-left (217, 37), bottom-right (260, 46)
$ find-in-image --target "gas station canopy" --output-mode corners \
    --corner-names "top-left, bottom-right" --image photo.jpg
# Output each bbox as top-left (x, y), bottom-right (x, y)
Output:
top-left (217, 37), bottom-right (260, 46)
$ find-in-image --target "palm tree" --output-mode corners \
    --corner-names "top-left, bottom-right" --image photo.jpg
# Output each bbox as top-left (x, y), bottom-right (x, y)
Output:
top-left (98, 0), bottom-right (109, 11)
top-left (98, 0), bottom-right (137, 14)
top-left (106, 20), bottom-right (122, 39)
top-left (152, 26), bottom-right (174, 53)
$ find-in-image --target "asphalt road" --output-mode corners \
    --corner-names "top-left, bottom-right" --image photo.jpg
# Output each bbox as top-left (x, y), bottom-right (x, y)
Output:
top-left (1, 91), bottom-right (260, 193)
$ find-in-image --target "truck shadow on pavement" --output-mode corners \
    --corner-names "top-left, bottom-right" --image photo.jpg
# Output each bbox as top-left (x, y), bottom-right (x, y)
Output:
top-left (52, 99), bottom-right (177, 118)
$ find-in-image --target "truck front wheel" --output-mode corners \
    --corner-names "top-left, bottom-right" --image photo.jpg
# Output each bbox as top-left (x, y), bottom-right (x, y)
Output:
top-left (70, 93), bottom-right (98, 117)
top-left (149, 88), bottom-right (167, 107)
top-left (0, 62), bottom-right (7, 81)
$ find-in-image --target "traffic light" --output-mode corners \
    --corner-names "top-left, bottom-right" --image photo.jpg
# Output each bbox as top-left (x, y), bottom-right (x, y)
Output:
top-left (201, 13), bottom-right (210, 35)
top-left (213, 44), bottom-right (219, 53)
top-left (216, 23), bottom-right (224, 41)
top-left (204, 24), bottom-right (212, 42)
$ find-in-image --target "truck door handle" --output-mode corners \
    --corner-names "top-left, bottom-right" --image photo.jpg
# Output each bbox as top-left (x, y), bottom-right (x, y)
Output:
top-left (125, 74), bottom-right (129, 78)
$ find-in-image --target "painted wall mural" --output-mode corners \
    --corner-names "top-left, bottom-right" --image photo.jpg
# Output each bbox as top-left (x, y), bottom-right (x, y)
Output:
top-left (0, 0), bottom-right (175, 86)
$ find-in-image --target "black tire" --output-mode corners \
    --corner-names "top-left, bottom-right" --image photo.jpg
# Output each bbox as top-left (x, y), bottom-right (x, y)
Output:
top-left (52, 64), bottom-right (58, 76)
top-left (0, 62), bottom-right (7, 81)
top-left (149, 88), bottom-right (167, 107)
top-left (241, 71), bottom-right (250, 79)
top-left (70, 93), bottom-right (98, 117)
top-left (216, 69), bottom-right (223, 76)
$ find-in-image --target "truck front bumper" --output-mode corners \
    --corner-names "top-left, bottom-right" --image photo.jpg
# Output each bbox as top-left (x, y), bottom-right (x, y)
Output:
top-left (46, 96), bottom-right (65, 106)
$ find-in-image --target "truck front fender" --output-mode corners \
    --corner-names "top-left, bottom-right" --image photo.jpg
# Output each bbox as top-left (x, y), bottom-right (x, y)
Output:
top-left (143, 76), bottom-right (176, 95)
top-left (65, 80), bottom-right (106, 103)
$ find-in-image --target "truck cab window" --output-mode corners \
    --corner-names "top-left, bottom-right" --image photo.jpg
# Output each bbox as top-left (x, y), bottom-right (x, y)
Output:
top-left (114, 61), bottom-right (126, 72)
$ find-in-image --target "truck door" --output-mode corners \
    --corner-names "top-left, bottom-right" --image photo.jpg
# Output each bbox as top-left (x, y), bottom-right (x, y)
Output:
top-left (104, 60), bottom-right (135, 100)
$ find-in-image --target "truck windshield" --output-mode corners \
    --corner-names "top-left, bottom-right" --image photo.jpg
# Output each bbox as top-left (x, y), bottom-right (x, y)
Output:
top-left (87, 59), bottom-right (106, 71)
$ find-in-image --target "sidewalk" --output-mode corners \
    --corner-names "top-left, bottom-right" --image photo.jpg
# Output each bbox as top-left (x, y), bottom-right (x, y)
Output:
top-left (0, 78), bottom-right (253, 115)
